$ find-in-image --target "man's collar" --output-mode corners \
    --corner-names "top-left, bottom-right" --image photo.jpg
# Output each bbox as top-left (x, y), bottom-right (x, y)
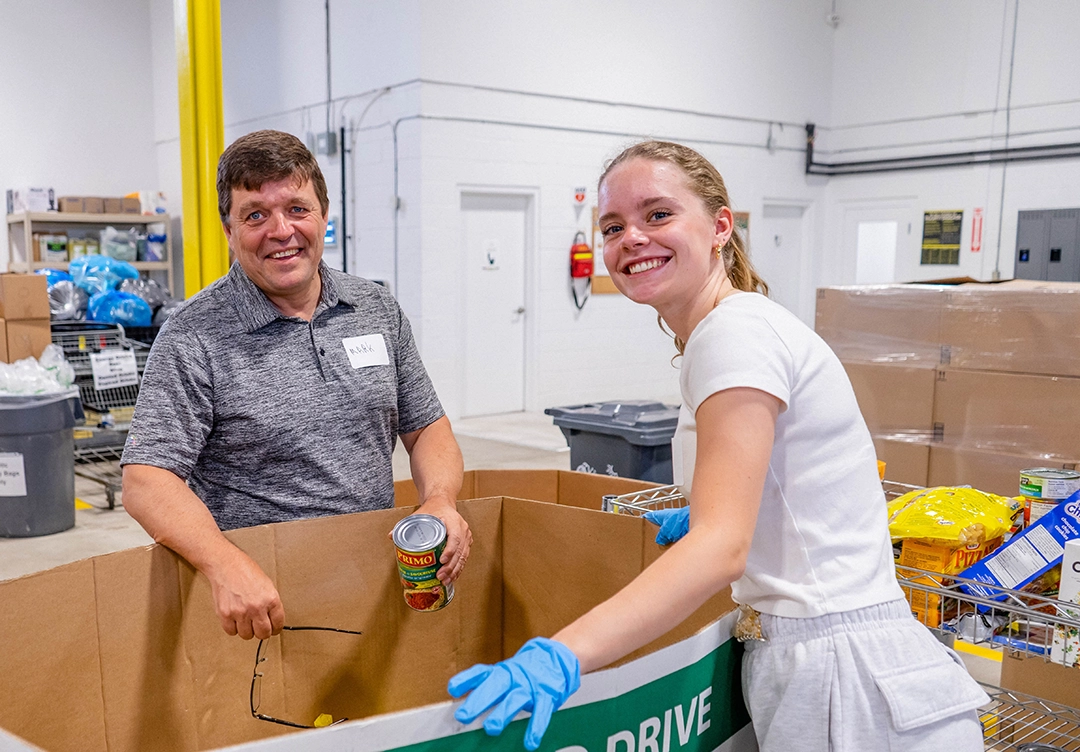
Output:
top-left (228, 262), bottom-right (358, 332)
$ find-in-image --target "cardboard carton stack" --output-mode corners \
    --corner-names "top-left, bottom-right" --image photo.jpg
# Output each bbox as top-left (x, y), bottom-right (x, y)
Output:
top-left (0, 470), bottom-right (753, 752)
top-left (816, 280), bottom-right (1080, 495)
top-left (0, 273), bottom-right (51, 362)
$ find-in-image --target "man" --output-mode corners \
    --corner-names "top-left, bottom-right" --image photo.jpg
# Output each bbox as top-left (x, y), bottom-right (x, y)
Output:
top-left (121, 129), bottom-right (470, 641)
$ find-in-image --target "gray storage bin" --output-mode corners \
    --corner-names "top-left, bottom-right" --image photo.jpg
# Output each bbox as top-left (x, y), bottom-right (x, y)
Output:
top-left (0, 392), bottom-right (83, 537)
top-left (545, 400), bottom-right (679, 483)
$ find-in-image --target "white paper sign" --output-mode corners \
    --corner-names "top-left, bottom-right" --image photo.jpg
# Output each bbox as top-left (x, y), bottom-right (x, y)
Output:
top-left (342, 334), bottom-right (390, 369)
top-left (0, 453), bottom-right (27, 497)
top-left (90, 349), bottom-right (139, 391)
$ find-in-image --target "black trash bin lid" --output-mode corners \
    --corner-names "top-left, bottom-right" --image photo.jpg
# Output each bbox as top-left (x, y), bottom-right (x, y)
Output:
top-left (0, 391), bottom-right (84, 435)
top-left (544, 400), bottom-right (679, 446)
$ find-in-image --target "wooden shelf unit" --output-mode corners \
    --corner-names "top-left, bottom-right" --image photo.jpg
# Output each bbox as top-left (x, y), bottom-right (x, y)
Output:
top-left (6, 211), bottom-right (174, 294)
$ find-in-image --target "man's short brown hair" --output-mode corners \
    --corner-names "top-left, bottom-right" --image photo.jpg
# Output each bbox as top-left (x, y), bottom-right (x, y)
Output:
top-left (216, 130), bottom-right (329, 224)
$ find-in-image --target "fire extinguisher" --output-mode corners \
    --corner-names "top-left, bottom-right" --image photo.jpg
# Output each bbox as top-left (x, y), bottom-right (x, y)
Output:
top-left (570, 231), bottom-right (592, 310)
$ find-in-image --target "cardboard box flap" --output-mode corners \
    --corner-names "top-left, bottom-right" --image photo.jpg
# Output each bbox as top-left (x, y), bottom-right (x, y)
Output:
top-left (181, 525), bottom-right (284, 749)
top-left (500, 497), bottom-right (646, 657)
top-left (0, 560), bottom-right (108, 752)
top-left (94, 545), bottom-right (198, 752)
top-left (555, 471), bottom-right (657, 509)
top-left (394, 470), bottom-right (657, 511)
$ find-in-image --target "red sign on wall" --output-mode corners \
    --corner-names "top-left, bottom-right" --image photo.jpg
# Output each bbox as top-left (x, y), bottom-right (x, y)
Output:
top-left (971, 207), bottom-right (984, 252)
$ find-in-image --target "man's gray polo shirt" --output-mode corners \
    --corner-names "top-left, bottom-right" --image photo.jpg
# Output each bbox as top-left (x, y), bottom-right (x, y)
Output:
top-left (120, 262), bottom-right (444, 530)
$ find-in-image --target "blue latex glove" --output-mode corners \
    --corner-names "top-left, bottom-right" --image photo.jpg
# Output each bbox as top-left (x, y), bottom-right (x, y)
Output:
top-left (448, 637), bottom-right (580, 751)
top-left (643, 506), bottom-right (690, 545)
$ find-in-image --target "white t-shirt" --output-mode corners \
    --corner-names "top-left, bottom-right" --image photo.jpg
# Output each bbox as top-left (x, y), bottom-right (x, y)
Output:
top-left (673, 292), bottom-right (905, 618)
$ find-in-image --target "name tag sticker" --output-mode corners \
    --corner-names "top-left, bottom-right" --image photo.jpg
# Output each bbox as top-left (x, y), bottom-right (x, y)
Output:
top-left (0, 453), bottom-right (27, 497)
top-left (342, 334), bottom-right (390, 369)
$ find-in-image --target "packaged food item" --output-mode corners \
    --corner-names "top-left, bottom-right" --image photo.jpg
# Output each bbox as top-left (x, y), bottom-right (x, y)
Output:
top-left (889, 486), bottom-right (1022, 627)
top-left (1021, 468), bottom-right (1080, 527)
top-left (38, 234), bottom-right (69, 263)
top-left (1051, 539), bottom-right (1080, 667)
top-left (960, 489), bottom-right (1080, 601)
top-left (391, 514), bottom-right (454, 612)
top-left (69, 236), bottom-right (88, 259)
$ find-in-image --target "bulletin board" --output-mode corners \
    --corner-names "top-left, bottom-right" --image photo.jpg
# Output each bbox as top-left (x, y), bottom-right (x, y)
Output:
top-left (920, 210), bottom-right (962, 265)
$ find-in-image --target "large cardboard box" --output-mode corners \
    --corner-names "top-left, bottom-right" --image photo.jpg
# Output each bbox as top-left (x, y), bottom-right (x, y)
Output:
top-left (933, 368), bottom-right (1080, 458)
top-left (6, 319), bottom-right (51, 362)
top-left (1000, 651), bottom-right (1080, 709)
top-left (873, 436), bottom-right (929, 487)
top-left (842, 362), bottom-right (936, 439)
top-left (940, 283), bottom-right (1080, 377)
top-left (0, 474), bottom-right (752, 752)
top-left (0, 273), bottom-right (49, 320)
top-left (815, 285), bottom-right (947, 365)
top-left (928, 444), bottom-right (1079, 498)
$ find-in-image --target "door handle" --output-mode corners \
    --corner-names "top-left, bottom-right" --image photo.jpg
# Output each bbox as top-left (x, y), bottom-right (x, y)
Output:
top-left (514, 306), bottom-right (525, 315)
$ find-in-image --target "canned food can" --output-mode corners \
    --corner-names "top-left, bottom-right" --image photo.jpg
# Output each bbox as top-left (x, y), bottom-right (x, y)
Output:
top-left (392, 514), bottom-right (454, 612)
top-left (1020, 468), bottom-right (1080, 527)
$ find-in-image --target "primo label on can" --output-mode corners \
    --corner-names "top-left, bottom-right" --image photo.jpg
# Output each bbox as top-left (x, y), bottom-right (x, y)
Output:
top-left (391, 514), bottom-right (455, 612)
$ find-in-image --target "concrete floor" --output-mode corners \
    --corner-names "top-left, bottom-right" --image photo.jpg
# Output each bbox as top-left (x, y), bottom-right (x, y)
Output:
top-left (0, 410), bottom-right (1001, 685)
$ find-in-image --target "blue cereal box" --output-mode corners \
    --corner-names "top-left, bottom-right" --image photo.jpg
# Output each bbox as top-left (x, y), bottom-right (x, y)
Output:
top-left (959, 489), bottom-right (1080, 600)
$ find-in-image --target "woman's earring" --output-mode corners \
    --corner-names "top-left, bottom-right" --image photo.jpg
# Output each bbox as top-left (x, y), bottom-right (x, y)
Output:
top-left (714, 243), bottom-right (722, 258)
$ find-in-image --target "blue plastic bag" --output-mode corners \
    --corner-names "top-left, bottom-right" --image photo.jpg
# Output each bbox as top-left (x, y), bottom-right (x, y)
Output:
top-left (36, 268), bottom-right (73, 289)
top-left (87, 290), bottom-right (153, 327)
top-left (69, 254), bottom-right (139, 296)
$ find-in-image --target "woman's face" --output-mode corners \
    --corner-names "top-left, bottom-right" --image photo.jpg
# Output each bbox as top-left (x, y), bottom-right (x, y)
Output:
top-left (598, 158), bottom-right (729, 311)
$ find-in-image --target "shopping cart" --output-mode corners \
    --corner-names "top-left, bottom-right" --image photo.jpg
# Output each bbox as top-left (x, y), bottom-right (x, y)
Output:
top-left (603, 481), bottom-right (1080, 751)
top-left (50, 323), bottom-right (151, 509)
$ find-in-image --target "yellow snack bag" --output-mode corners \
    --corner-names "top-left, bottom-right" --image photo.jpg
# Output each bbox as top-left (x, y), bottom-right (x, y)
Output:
top-left (889, 486), bottom-right (1022, 627)
top-left (887, 486), bottom-right (1021, 546)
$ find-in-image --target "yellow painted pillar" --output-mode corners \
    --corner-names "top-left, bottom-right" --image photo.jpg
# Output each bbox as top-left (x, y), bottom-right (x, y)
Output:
top-left (175, 0), bottom-right (228, 298)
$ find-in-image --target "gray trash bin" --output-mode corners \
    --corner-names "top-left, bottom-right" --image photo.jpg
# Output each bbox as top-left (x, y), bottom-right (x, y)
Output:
top-left (545, 400), bottom-right (679, 483)
top-left (0, 392), bottom-right (83, 537)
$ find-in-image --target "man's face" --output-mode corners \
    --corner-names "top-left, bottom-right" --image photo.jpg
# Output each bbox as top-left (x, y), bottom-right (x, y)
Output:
top-left (223, 176), bottom-right (326, 305)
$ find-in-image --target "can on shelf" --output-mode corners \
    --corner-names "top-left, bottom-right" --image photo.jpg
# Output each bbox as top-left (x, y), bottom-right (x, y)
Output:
top-left (1020, 468), bottom-right (1080, 527)
top-left (391, 513), bottom-right (454, 612)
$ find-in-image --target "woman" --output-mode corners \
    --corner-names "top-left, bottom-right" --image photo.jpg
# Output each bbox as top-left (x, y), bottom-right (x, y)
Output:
top-left (449, 141), bottom-right (988, 751)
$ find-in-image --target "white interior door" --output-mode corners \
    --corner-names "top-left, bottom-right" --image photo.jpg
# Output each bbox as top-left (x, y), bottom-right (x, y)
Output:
top-left (855, 221), bottom-right (900, 284)
top-left (840, 202), bottom-right (913, 285)
top-left (757, 204), bottom-right (806, 316)
top-left (461, 192), bottom-right (528, 417)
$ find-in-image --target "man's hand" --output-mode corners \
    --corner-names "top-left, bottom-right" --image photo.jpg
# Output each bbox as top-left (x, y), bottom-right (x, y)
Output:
top-left (123, 464), bottom-right (286, 640)
top-left (417, 497), bottom-right (472, 585)
top-left (207, 548), bottom-right (285, 640)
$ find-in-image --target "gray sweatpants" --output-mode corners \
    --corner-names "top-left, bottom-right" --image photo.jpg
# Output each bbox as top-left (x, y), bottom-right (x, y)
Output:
top-left (741, 599), bottom-right (988, 752)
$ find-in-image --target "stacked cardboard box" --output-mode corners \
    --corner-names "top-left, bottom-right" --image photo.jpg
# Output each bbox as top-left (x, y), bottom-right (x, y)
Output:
top-left (0, 273), bottom-right (51, 362)
top-left (816, 281), bottom-right (1080, 496)
top-left (819, 282), bottom-right (1080, 708)
top-left (0, 470), bottom-right (753, 752)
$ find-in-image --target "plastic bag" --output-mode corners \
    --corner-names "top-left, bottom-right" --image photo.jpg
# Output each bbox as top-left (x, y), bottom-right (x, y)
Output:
top-left (153, 299), bottom-right (183, 326)
top-left (887, 486), bottom-right (1022, 547)
top-left (0, 345), bottom-right (76, 395)
top-left (36, 268), bottom-right (73, 289)
top-left (87, 290), bottom-right (153, 327)
top-left (119, 277), bottom-right (172, 309)
top-left (47, 280), bottom-right (89, 321)
top-left (100, 226), bottom-right (140, 262)
top-left (70, 254), bottom-right (139, 295)
top-left (37, 344), bottom-right (75, 389)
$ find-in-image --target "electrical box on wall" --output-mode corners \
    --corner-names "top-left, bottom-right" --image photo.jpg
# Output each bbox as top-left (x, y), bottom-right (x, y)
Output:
top-left (1015, 208), bottom-right (1080, 281)
top-left (306, 131), bottom-right (338, 156)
